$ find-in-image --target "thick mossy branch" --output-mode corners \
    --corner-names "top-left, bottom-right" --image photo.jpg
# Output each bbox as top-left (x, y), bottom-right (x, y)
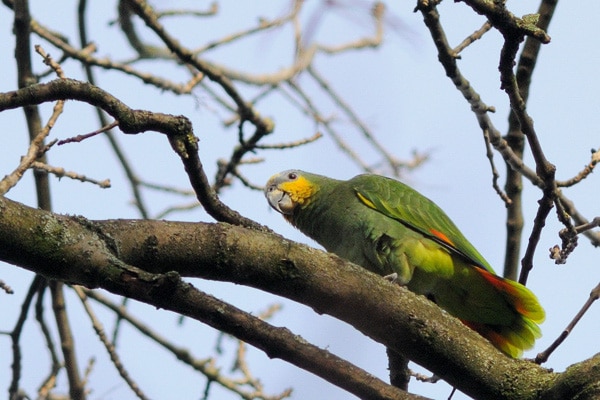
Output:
top-left (0, 196), bottom-right (586, 400)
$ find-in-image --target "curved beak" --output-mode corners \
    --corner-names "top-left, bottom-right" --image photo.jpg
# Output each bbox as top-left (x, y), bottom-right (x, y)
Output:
top-left (265, 185), bottom-right (295, 215)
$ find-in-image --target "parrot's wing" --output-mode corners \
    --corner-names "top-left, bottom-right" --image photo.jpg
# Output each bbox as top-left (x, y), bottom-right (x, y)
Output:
top-left (353, 176), bottom-right (496, 273)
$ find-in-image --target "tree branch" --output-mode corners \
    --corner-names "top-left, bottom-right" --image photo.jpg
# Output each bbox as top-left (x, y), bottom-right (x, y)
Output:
top-left (0, 78), bottom-right (264, 229)
top-left (49, 281), bottom-right (86, 400)
top-left (502, 0), bottom-right (558, 280)
top-left (0, 195), bottom-right (586, 399)
top-left (458, 0), bottom-right (550, 44)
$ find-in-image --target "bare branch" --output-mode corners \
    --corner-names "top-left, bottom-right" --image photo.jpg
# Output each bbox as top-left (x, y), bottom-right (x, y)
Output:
top-left (256, 132), bottom-right (323, 150)
top-left (458, 0), bottom-right (550, 44)
top-left (34, 283), bottom-right (62, 399)
top-left (73, 286), bottom-right (150, 400)
top-left (556, 148), bottom-right (600, 188)
top-left (31, 161), bottom-right (111, 189)
top-left (536, 281), bottom-right (600, 364)
top-left (7, 276), bottom-right (47, 400)
top-left (0, 280), bottom-right (14, 294)
top-left (50, 281), bottom-right (86, 400)
top-left (0, 78), bottom-right (263, 229)
top-left (414, 0), bottom-right (542, 187)
top-left (82, 289), bottom-right (292, 400)
top-left (453, 21), bottom-right (492, 55)
top-left (57, 121), bottom-right (119, 145)
top-left (482, 128), bottom-right (511, 206)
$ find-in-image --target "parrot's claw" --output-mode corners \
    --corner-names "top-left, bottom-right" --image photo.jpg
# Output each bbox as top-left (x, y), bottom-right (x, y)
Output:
top-left (383, 272), bottom-right (398, 283)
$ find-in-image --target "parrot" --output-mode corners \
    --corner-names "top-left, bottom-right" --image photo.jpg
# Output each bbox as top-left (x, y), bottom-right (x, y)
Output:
top-left (264, 169), bottom-right (545, 358)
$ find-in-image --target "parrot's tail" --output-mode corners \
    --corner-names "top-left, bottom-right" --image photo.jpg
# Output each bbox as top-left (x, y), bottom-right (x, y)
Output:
top-left (464, 269), bottom-right (546, 358)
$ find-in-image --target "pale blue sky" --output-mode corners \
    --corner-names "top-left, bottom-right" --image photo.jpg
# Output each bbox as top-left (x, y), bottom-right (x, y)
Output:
top-left (1, 1), bottom-right (600, 399)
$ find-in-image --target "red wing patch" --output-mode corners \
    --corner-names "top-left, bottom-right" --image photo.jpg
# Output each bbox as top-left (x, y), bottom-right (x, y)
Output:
top-left (476, 268), bottom-right (520, 297)
top-left (429, 228), bottom-right (455, 247)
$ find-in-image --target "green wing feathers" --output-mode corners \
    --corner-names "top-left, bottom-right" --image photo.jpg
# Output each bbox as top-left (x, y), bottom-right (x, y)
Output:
top-left (351, 174), bottom-right (545, 357)
top-left (352, 174), bottom-right (495, 273)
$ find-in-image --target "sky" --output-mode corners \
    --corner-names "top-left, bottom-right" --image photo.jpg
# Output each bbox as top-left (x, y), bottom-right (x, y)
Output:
top-left (1, 1), bottom-right (600, 399)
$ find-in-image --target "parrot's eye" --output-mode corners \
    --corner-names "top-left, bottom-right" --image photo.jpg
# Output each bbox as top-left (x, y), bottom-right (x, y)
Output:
top-left (288, 172), bottom-right (297, 180)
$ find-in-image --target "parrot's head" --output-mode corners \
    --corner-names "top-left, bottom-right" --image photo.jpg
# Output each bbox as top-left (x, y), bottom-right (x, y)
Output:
top-left (264, 170), bottom-right (320, 216)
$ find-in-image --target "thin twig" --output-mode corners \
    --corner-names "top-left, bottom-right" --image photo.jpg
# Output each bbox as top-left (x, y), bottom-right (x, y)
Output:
top-left (284, 79), bottom-right (373, 171)
top-left (154, 202), bottom-right (201, 219)
top-left (316, 1), bottom-right (385, 53)
top-left (193, 2), bottom-right (298, 55)
top-left (453, 21), bottom-right (492, 55)
top-left (415, 0), bottom-right (542, 187)
top-left (536, 281), bottom-right (600, 364)
top-left (73, 286), bottom-right (150, 400)
top-left (0, 45), bottom-right (65, 196)
top-left (82, 288), bottom-right (293, 400)
top-left (256, 132), bottom-right (323, 150)
top-left (35, 283), bottom-right (62, 399)
top-left (31, 19), bottom-right (203, 94)
top-left (57, 121), bottom-right (119, 145)
top-left (308, 65), bottom-right (407, 176)
top-left (482, 128), bottom-right (511, 206)
top-left (8, 276), bottom-right (47, 400)
top-left (0, 280), bottom-right (14, 294)
top-left (30, 161), bottom-right (111, 188)
top-left (156, 3), bottom-right (218, 19)
top-left (556, 148), bottom-right (600, 188)
top-left (50, 281), bottom-right (86, 400)
top-left (77, 0), bottom-right (150, 220)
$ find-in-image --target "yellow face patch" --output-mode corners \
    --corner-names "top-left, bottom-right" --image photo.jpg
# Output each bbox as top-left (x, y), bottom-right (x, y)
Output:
top-left (279, 175), bottom-right (318, 205)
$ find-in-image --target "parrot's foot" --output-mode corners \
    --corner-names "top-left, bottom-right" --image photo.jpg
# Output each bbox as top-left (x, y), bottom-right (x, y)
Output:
top-left (383, 272), bottom-right (398, 283)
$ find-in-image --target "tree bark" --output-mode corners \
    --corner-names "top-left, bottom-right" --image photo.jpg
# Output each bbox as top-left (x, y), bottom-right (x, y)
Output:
top-left (1, 195), bottom-right (599, 399)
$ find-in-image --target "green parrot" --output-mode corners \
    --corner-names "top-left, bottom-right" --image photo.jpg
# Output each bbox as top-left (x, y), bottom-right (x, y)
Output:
top-left (265, 170), bottom-right (545, 357)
